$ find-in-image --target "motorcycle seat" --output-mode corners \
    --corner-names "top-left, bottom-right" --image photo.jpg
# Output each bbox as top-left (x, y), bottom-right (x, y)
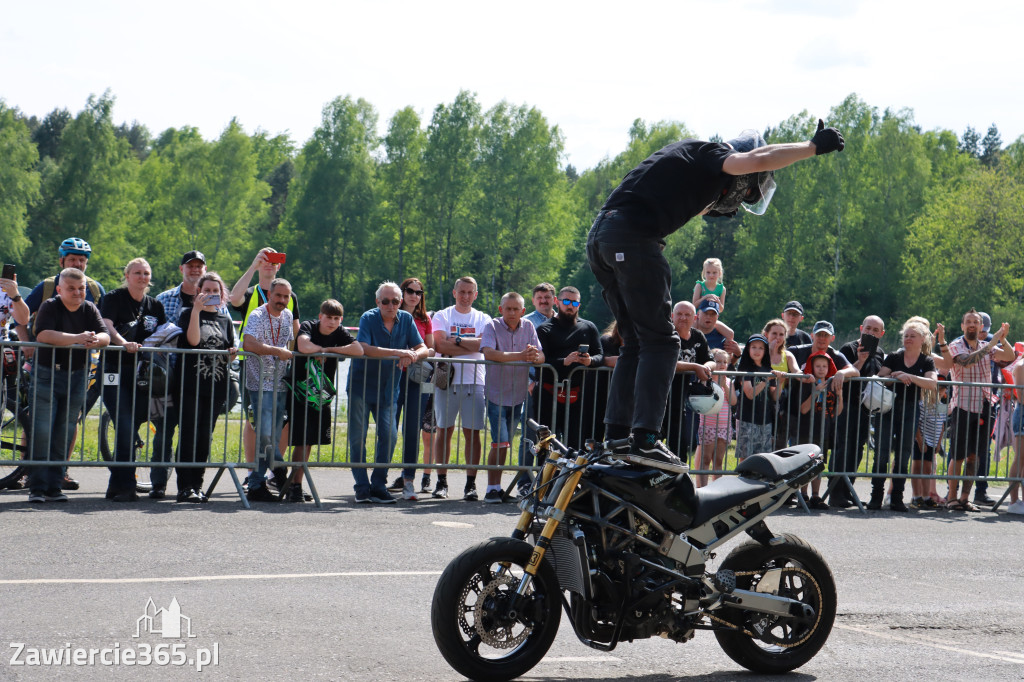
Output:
top-left (735, 444), bottom-right (820, 482)
top-left (691, 476), bottom-right (772, 528)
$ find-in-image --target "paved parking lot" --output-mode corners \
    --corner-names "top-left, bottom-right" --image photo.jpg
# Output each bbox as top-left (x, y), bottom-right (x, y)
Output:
top-left (2, 468), bottom-right (1023, 680)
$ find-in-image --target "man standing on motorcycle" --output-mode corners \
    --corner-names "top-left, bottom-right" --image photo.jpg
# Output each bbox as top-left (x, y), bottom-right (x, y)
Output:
top-left (587, 121), bottom-right (844, 468)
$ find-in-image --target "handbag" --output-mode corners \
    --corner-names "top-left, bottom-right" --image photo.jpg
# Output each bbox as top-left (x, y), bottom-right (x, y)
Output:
top-left (432, 359), bottom-right (451, 390)
top-left (407, 359), bottom-right (434, 384)
top-left (289, 357), bottom-right (337, 410)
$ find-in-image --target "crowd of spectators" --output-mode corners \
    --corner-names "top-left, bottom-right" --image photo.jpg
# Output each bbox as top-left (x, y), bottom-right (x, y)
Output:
top-left (2, 238), bottom-right (1023, 515)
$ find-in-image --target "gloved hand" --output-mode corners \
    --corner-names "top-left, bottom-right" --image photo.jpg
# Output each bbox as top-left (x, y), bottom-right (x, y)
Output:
top-left (810, 119), bottom-right (844, 155)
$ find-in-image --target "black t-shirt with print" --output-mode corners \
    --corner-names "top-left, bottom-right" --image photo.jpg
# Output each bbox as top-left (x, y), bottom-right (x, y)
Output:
top-left (293, 319), bottom-right (356, 387)
top-left (176, 307), bottom-right (235, 399)
top-left (33, 299), bottom-right (107, 371)
top-left (99, 288), bottom-right (167, 375)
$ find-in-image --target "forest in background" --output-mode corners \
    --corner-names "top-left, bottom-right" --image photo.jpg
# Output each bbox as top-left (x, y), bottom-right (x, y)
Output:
top-left (2, 90), bottom-right (1023, 347)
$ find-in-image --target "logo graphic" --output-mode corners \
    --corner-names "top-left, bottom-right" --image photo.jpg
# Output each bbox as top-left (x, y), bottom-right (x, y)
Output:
top-left (134, 598), bottom-right (195, 639)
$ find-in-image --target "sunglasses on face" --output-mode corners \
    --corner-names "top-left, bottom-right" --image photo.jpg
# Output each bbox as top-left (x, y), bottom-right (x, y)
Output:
top-left (561, 299), bottom-right (581, 307)
top-left (379, 298), bottom-right (401, 306)
top-left (404, 288), bottom-right (424, 296)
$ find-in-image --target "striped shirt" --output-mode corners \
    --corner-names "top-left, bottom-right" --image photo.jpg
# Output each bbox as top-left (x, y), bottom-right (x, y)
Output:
top-left (948, 337), bottom-right (998, 414)
top-left (918, 399), bottom-right (947, 447)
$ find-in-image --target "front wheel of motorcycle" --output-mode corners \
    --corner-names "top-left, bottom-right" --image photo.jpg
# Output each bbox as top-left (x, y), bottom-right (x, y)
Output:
top-left (431, 537), bottom-right (562, 682)
top-left (713, 533), bottom-right (836, 674)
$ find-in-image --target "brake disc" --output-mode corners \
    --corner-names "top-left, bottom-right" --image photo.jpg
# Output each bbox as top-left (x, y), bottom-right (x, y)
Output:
top-left (470, 574), bottom-right (531, 649)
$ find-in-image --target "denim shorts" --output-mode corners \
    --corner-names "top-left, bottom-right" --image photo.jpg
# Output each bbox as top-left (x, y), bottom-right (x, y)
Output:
top-left (487, 401), bottom-right (524, 444)
top-left (1013, 403), bottom-right (1024, 437)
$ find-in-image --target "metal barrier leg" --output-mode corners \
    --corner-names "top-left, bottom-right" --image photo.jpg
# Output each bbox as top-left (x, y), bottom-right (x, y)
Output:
top-left (226, 465), bottom-right (251, 510)
top-left (304, 465), bottom-right (322, 509)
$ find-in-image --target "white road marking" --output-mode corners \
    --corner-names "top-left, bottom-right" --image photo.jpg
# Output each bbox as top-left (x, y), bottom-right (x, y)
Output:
top-left (0, 571), bottom-right (443, 585)
top-left (835, 623), bottom-right (1024, 664)
top-left (432, 521), bottom-right (475, 528)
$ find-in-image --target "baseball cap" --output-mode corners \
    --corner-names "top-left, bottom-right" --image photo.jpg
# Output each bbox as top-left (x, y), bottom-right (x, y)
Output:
top-left (698, 299), bottom-right (721, 314)
top-left (812, 320), bottom-right (835, 335)
top-left (979, 311), bottom-right (991, 332)
top-left (783, 300), bottom-right (804, 315)
top-left (181, 250), bottom-right (206, 265)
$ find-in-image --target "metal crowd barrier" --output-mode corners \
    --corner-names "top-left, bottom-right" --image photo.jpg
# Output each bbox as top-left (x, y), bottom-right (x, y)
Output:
top-left (2, 337), bottom-right (1021, 513)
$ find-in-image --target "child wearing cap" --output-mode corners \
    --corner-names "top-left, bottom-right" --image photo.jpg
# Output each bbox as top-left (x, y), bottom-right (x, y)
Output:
top-left (799, 352), bottom-right (843, 509)
top-left (734, 334), bottom-right (778, 462)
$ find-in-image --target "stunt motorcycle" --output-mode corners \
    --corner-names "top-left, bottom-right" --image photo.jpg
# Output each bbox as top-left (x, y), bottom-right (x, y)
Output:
top-left (431, 421), bottom-right (836, 680)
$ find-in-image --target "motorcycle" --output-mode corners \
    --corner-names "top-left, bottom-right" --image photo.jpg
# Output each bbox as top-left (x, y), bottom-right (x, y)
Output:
top-left (431, 421), bottom-right (836, 680)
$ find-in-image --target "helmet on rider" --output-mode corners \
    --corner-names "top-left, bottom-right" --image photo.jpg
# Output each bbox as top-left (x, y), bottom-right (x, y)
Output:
top-left (58, 237), bottom-right (92, 259)
top-left (687, 380), bottom-right (726, 416)
top-left (707, 129), bottom-right (777, 217)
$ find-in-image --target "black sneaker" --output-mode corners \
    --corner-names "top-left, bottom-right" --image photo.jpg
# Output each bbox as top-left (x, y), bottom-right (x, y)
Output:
top-left (433, 482), bottom-right (449, 499)
top-left (974, 494), bottom-right (996, 506)
top-left (112, 491), bottom-right (139, 502)
top-left (28, 490), bottom-right (46, 503)
top-left (148, 487), bottom-right (166, 500)
top-left (387, 476), bottom-right (405, 492)
top-left (483, 489), bottom-right (503, 504)
top-left (288, 485), bottom-right (306, 503)
top-left (625, 438), bottom-right (688, 473)
top-left (808, 495), bottom-right (830, 510)
top-left (369, 489), bottom-right (397, 504)
top-left (177, 489), bottom-right (202, 503)
top-left (890, 498), bottom-right (909, 512)
top-left (354, 490), bottom-right (371, 503)
top-left (419, 476), bottom-right (432, 493)
top-left (269, 468), bottom-right (288, 492)
top-left (463, 483), bottom-right (479, 502)
top-left (61, 474), bottom-right (80, 491)
top-left (866, 491), bottom-right (884, 510)
top-left (44, 488), bottom-right (68, 502)
top-left (247, 485), bottom-right (279, 503)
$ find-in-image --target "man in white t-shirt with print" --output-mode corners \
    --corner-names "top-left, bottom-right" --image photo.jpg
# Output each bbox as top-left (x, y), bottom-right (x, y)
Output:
top-left (431, 276), bottom-right (492, 501)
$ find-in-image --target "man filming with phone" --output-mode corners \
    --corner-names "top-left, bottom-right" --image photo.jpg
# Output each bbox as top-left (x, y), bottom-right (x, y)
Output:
top-left (535, 286), bottom-right (604, 449)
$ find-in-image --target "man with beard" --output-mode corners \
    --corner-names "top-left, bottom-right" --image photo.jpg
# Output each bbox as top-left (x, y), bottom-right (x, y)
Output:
top-left (536, 287), bottom-right (604, 449)
top-left (663, 301), bottom-right (715, 457)
top-left (586, 122), bottom-right (844, 465)
top-left (241, 278), bottom-right (295, 502)
top-left (936, 309), bottom-right (1015, 511)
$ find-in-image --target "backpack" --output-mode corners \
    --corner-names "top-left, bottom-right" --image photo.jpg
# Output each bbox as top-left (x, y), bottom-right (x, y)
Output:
top-left (289, 357), bottom-right (337, 410)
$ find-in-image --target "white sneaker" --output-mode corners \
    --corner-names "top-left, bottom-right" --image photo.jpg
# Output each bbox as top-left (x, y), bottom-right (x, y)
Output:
top-left (1006, 500), bottom-right (1024, 515)
top-left (402, 481), bottom-right (418, 501)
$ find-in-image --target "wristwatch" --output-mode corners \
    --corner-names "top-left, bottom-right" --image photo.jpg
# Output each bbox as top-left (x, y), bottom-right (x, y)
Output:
top-left (454, 335), bottom-right (462, 347)
top-left (12, 295), bottom-right (22, 303)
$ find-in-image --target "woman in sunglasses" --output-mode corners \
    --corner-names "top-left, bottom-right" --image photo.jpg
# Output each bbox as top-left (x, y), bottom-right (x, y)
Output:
top-left (388, 278), bottom-right (436, 500)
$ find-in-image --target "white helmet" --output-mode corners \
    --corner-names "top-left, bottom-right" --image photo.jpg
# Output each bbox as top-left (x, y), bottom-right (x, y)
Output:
top-left (688, 380), bottom-right (725, 415)
top-left (861, 381), bottom-right (895, 414)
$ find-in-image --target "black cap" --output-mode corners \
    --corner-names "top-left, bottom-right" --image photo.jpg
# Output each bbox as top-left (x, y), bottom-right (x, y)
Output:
top-left (181, 250), bottom-right (206, 265)
top-left (783, 300), bottom-right (804, 315)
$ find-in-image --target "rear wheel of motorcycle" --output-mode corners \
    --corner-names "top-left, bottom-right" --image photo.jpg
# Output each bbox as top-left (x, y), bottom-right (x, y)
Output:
top-left (431, 537), bottom-right (562, 682)
top-left (713, 533), bottom-right (836, 674)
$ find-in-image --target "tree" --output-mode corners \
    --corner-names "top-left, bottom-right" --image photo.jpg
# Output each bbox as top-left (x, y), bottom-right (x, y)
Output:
top-left (280, 96), bottom-right (379, 310)
top-left (381, 106), bottom-right (425, 278)
top-left (0, 102), bottom-right (40, 260)
top-left (419, 91), bottom-right (481, 309)
top-left (959, 126), bottom-right (980, 158)
top-left (980, 123), bottom-right (1002, 168)
top-left (30, 108), bottom-right (71, 161)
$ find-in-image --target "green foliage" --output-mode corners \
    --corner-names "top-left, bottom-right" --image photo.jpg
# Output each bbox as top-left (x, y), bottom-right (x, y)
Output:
top-left (0, 102), bottom-right (40, 261)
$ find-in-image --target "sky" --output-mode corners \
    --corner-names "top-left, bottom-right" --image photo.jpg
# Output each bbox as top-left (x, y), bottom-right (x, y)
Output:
top-left (2, 0), bottom-right (1022, 171)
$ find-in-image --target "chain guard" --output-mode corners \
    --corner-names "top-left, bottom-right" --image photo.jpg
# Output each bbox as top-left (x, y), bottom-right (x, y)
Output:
top-left (708, 566), bottom-right (821, 648)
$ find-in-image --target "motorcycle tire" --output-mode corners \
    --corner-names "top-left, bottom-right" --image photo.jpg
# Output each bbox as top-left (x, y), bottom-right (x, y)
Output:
top-left (431, 537), bottom-right (562, 682)
top-left (713, 533), bottom-right (836, 674)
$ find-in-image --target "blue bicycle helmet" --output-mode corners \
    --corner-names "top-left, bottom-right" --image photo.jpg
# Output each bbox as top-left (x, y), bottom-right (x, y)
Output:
top-left (58, 237), bottom-right (92, 259)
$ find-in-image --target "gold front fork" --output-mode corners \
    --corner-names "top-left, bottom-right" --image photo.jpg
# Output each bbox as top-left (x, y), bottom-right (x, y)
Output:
top-left (523, 453), bottom-right (588, 576)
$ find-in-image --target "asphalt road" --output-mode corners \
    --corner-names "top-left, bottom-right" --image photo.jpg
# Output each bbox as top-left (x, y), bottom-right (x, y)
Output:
top-left (2, 469), bottom-right (1023, 681)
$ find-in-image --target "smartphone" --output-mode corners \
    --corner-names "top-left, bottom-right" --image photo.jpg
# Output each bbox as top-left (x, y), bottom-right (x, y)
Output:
top-left (859, 334), bottom-right (879, 356)
top-left (265, 252), bottom-right (287, 264)
top-left (578, 344), bottom-right (589, 355)
top-left (206, 295), bottom-right (221, 306)
top-left (1, 264), bottom-right (14, 280)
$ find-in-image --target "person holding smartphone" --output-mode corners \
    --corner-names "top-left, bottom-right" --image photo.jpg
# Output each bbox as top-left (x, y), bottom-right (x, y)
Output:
top-left (1, 265), bottom-right (30, 334)
top-left (173, 273), bottom-right (236, 502)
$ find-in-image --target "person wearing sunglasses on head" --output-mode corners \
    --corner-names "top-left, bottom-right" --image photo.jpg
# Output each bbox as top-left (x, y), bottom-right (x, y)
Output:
top-left (586, 120), bottom-right (844, 467)
top-left (535, 286), bottom-right (604, 450)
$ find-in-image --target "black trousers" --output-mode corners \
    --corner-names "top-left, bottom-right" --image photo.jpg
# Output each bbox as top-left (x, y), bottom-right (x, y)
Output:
top-left (586, 210), bottom-right (679, 433)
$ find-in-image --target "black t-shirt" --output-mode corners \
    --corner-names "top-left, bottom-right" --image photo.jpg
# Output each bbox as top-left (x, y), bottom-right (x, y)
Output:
top-left (99, 289), bottom-right (167, 375)
top-left (787, 329), bottom-right (812, 347)
top-left (881, 350), bottom-right (935, 410)
top-left (839, 339), bottom-right (886, 403)
top-left (601, 140), bottom-right (735, 238)
top-left (536, 316), bottom-right (604, 383)
top-left (176, 307), bottom-right (235, 398)
top-left (33, 298), bottom-right (107, 370)
top-left (679, 328), bottom-right (712, 366)
top-left (738, 369), bottom-right (777, 425)
top-left (294, 319), bottom-right (356, 386)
